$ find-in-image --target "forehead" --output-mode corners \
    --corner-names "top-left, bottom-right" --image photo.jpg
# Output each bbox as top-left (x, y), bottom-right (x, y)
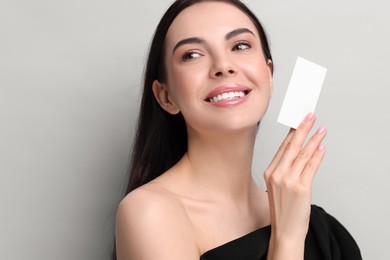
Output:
top-left (166, 2), bottom-right (259, 48)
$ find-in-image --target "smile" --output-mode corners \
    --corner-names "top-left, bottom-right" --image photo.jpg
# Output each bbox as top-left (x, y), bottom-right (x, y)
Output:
top-left (204, 84), bottom-right (252, 107)
top-left (207, 91), bottom-right (249, 103)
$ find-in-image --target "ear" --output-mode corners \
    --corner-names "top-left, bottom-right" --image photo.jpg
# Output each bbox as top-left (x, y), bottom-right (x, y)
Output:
top-left (152, 80), bottom-right (180, 115)
top-left (267, 59), bottom-right (274, 96)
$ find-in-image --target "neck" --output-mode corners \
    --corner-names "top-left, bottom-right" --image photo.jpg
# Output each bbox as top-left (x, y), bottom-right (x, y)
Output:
top-left (181, 126), bottom-right (259, 204)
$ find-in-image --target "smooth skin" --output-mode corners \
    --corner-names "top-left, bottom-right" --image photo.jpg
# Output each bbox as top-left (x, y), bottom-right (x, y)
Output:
top-left (116, 2), bottom-right (327, 260)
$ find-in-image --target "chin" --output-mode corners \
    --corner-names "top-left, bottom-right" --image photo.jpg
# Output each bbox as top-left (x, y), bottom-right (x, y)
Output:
top-left (184, 103), bottom-right (268, 135)
top-left (192, 115), bottom-right (262, 136)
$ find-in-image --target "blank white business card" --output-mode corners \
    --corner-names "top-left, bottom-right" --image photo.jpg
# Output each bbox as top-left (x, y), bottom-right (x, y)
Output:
top-left (277, 57), bottom-right (327, 129)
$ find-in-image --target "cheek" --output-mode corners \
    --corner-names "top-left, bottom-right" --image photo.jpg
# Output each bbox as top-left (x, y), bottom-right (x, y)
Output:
top-left (243, 59), bottom-right (271, 85)
top-left (168, 65), bottom-right (206, 102)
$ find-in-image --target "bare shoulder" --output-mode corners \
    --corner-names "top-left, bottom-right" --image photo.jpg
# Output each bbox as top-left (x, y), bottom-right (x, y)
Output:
top-left (115, 184), bottom-right (200, 260)
top-left (116, 184), bottom-right (186, 228)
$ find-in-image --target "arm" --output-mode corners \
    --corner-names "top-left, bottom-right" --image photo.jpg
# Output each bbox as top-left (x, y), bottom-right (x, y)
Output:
top-left (264, 113), bottom-right (327, 260)
top-left (115, 188), bottom-right (200, 260)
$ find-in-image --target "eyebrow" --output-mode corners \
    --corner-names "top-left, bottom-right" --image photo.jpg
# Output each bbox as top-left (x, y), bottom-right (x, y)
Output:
top-left (225, 28), bottom-right (255, 41)
top-left (172, 27), bottom-right (255, 54)
top-left (173, 37), bottom-right (205, 54)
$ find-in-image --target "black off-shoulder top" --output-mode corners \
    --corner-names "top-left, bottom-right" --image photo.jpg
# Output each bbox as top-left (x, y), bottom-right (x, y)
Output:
top-left (200, 205), bottom-right (362, 260)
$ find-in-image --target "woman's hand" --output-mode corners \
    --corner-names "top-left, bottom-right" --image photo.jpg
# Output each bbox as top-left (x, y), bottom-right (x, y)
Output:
top-left (264, 113), bottom-right (327, 259)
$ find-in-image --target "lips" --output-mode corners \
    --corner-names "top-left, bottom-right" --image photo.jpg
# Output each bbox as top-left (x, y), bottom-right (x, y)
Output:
top-left (205, 84), bottom-right (252, 103)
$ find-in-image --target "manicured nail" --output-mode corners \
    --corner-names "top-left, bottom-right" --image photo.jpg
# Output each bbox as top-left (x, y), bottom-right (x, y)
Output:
top-left (318, 144), bottom-right (325, 151)
top-left (304, 113), bottom-right (314, 122)
top-left (316, 126), bottom-right (326, 135)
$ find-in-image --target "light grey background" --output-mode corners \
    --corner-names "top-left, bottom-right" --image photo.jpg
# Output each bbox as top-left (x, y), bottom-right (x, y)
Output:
top-left (1, 0), bottom-right (389, 259)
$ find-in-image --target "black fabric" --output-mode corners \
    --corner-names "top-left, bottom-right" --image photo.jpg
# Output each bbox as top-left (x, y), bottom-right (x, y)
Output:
top-left (200, 205), bottom-right (362, 260)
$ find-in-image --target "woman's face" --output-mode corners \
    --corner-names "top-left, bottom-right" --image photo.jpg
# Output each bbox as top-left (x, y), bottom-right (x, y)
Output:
top-left (156, 1), bottom-right (273, 135)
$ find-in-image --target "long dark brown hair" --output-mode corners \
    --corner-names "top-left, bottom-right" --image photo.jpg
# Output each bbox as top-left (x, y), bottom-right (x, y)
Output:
top-left (113, 0), bottom-right (272, 258)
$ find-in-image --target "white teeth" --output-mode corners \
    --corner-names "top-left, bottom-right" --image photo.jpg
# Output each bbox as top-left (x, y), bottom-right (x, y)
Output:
top-left (209, 91), bottom-right (246, 102)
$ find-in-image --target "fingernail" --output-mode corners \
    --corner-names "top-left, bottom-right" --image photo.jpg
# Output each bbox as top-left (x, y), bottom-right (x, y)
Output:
top-left (316, 126), bottom-right (326, 135)
top-left (318, 144), bottom-right (325, 151)
top-left (304, 113), bottom-right (314, 122)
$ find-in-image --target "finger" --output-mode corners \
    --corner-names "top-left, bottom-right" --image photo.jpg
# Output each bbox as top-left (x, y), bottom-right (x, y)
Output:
top-left (291, 126), bottom-right (327, 176)
top-left (277, 113), bottom-right (317, 168)
top-left (300, 144), bottom-right (326, 186)
top-left (267, 128), bottom-right (295, 173)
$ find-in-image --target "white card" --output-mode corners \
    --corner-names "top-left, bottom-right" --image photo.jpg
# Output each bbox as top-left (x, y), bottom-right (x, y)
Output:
top-left (277, 57), bottom-right (327, 129)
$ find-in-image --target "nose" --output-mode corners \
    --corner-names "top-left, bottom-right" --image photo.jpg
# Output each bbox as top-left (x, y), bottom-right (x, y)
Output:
top-left (209, 55), bottom-right (237, 78)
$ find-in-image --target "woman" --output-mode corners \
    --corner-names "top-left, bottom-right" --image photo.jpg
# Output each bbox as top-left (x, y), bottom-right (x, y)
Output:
top-left (115, 0), bottom-right (362, 259)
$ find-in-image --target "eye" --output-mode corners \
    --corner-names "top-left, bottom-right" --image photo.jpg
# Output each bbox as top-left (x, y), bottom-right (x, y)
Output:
top-left (232, 41), bottom-right (251, 51)
top-left (181, 51), bottom-right (203, 61)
